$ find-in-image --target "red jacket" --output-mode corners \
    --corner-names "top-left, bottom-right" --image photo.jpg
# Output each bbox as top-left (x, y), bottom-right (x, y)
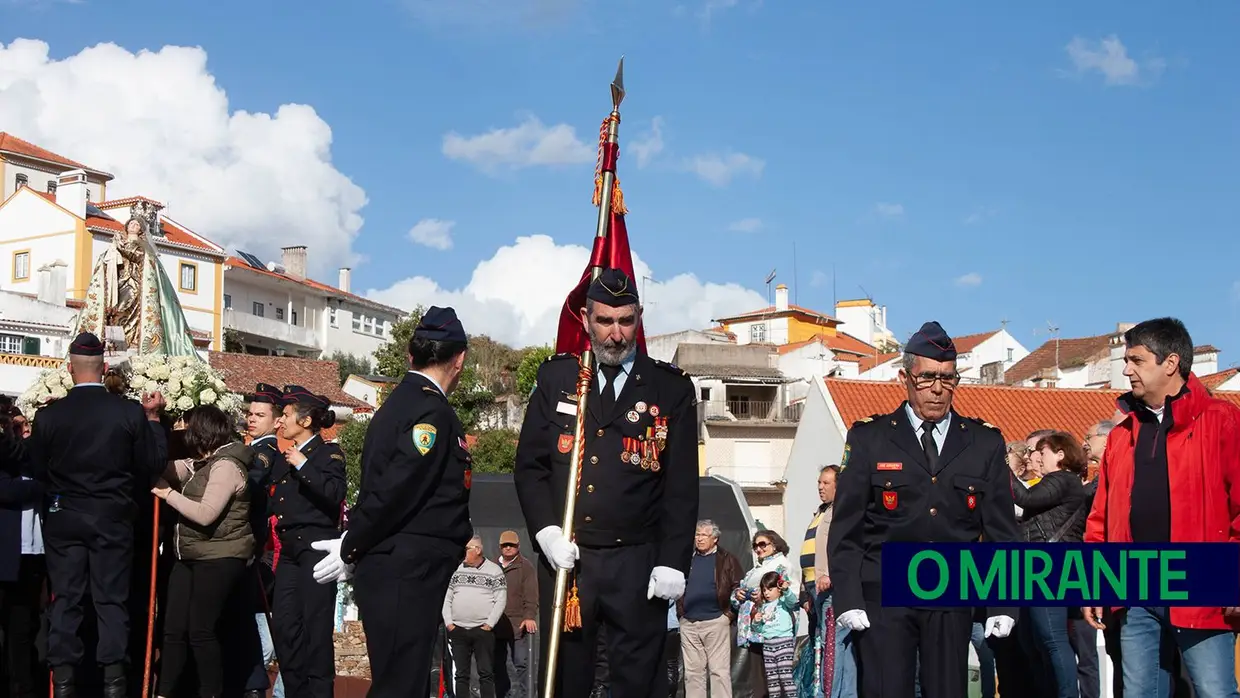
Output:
top-left (1084, 373), bottom-right (1240, 630)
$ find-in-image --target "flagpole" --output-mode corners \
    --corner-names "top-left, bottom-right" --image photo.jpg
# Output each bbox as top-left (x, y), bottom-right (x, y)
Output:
top-left (541, 56), bottom-right (625, 698)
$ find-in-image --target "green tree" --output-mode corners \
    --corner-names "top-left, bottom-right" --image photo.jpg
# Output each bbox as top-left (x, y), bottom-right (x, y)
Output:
top-left (372, 306), bottom-right (493, 432)
top-left (516, 345), bottom-right (554, 399)
top-left (337, 418), bottom-right (369, 505)
top-left (328, 351), bottom-right (373, 385)
top-left (471, 428), bottom-right (519, 473)
top-left (223, 329), bottom-right (244, 353)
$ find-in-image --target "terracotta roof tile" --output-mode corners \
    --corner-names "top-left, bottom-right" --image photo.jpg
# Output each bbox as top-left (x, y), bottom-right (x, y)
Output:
top-left (953, 330), bottom-right (999, 354)
top-left (0, 132), bottom-right (111, 177)
top-left (225, 256), bottom-right (405, 316)
top-left (829, 377), bottom-right (1240, 442)
top-left (859, 351), bottom-right (901, 374)
top-left (713, 303), bottom-right (840, 325)
top-left (28, 188), bottom-right (222, 256)
top-left (1195, 345), bottom-right (1221, 354)
top-left (1200, 368), bottom-right (1239, 391)
top-left (206, 351), bottom-right (370, 411)
top-left (1003, 334), bottom-right (1113, 385)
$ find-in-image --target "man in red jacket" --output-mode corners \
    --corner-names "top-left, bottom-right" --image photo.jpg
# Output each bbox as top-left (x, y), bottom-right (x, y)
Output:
top-left (1083, 317), bottom-right (1240, 698)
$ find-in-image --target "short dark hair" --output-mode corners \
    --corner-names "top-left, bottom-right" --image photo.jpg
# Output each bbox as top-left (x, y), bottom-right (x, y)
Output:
top-left (288, 402), bottom-right (336, 432)
top-left (1034, 431), bottom-right (1088, 476)
top-left (753, 529), bottom-right (790, 556)
top-left (183, 405), bottom-right (238, 457)
top-left (408, 335), bottom-right (468, 371)
top-left (1124, 317), bottom-right (1192, 380)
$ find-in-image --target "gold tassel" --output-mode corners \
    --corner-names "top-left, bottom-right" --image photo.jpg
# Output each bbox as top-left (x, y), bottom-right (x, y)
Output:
top-left (563, 578), bottom-right (582, 631)
top-left (591, 115), bottom-right (629, 216)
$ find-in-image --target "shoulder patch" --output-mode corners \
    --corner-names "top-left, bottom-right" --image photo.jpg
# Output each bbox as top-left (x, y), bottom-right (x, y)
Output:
top-left (330, 452), bottom-right (345, 462)
top-left (255, 453), bottom-right (270, 468)
top-left (840, 443), bottom-right (851, 470)
top-left (422, 385), bottom-right (439, 394)
top-left (412, 423), bottom-right (438, 455)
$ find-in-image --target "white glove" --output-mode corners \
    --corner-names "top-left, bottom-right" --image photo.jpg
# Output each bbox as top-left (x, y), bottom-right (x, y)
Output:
top-left (311, 536), bottom-right (353, 584)
top-left (646, 566), bottom-right (686, 600)
top-left (984, 615), bottom-right (1015, 638)
top-left (837, 609), bottom-right (871, 631)
top-left (535, 526), bottom-right (579, 570)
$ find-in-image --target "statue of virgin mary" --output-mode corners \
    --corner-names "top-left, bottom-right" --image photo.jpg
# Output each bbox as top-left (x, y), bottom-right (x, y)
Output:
top-left (72, 202), bottom-right (200, 357)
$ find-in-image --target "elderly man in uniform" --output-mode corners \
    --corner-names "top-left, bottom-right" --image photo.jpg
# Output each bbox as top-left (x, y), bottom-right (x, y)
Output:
top-left (30, 332), bottom-right (168, 698)
top-left (828, 321), bottom-right (1020, 698)
top-left (312, 306), bottom-right (474, 698)
top-left (514, 269), bottom-right (699, 698)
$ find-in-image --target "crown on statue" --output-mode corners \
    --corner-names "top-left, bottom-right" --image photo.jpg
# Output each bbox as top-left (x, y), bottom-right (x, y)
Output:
top-left (129, 200), bottom-right (162, 237)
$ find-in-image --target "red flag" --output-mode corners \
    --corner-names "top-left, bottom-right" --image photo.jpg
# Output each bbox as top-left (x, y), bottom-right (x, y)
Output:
top-left (554, 119), bottom-right (647, 356)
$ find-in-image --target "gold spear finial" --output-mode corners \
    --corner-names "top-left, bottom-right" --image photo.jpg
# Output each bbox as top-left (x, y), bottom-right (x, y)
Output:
top-left (611, 56), bottom-right (625, 111)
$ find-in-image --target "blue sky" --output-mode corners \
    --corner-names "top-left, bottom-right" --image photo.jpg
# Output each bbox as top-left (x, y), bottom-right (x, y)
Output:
top-left (2, 0), bottom-right (1238, 358)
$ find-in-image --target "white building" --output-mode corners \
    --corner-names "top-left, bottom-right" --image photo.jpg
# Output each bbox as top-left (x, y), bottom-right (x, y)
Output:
top-left (852, 329), bottom-right (1029, 385)
top-left (1, 132), bottom-right (114, 206)
top-left (834, 298), bottom-right (897, 349)
top-left (646, 328), bottom-right (734, 364)
top-left (342, 374), bottom-right (398, 409)
top-left (0, 179), bottom-right (224, 351)
top-left (0, 280), bottom-right (80, 397)
top-left (223, 247), bottom-right (407, 359)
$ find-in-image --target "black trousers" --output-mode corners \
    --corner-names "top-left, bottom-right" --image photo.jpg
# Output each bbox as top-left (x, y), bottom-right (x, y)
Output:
top-left (271, 544), bottom-right (337, 698)
top-left (220, 563), bottom-right (272, 695)
top-left (854, 605), bottom-right (971, 698)
top-left (449, 626), bottom-right (496, 698)
top-left (1, 554), bottom-right (47, 698)
top-left (536, 543), bottom-right (668, 698)
top-left (354, 535), bottom-right (459, 698)
top-left (44, 509), bottom-right (134, 668)
top-left (158, 557), bottom-right (247, 698)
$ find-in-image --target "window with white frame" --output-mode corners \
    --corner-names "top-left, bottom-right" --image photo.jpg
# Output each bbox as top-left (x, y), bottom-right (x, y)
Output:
top-left (749, 323), bottom-right (767, 343)
top-left (0, 334), bottom-right (22, 354)
top-left (253, 302), bottom-right (264, 318)
top-left (352, 313), bottom-right (362, 331)
top-left (14, 174), bottom-right (27, 189)
top-left (329, 307), bottom-right (338, 327)
top-left (179, 263), bottom-right (197, 292)
top-left (276, 308), bottom-right (285, 321)
top-left (12, 252), bottom-right (30, 281)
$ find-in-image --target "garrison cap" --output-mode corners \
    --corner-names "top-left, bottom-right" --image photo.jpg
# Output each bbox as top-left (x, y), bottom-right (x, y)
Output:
top-left (586, 268), bottom-right (639, 307)
top-left (905, 321), bottom-right (957, 362)
top-left (69, 332), bottom-right (104, 357)
top-left (282, 385), bottom-right (330, 410)
top-left (248, 383), bottom-right (282, 405)
top-left (414, 306), bottom-right (467, 344)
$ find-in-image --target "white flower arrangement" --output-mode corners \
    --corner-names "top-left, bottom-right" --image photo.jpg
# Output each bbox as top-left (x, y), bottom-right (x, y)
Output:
top-left (17, 355), bottom-right (243, 421)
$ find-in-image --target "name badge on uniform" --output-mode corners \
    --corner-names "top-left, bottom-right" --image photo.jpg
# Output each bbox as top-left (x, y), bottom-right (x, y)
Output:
top-left (556, 401), bottom-right (577, 416)
top-left (877, 462), bottom-right (903, 471)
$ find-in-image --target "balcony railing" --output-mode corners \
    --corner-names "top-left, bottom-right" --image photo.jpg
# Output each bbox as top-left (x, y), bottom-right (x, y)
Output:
top-left (223, 309), bottom-right (321, 350)
top-left (702, 399), bottom-right (801, 423)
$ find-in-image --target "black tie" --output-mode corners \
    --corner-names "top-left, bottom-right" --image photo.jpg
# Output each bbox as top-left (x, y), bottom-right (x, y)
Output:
top-left (599, 364), bottom-right (621, 414)
top-left (920, 421), bottom-right (940, 470)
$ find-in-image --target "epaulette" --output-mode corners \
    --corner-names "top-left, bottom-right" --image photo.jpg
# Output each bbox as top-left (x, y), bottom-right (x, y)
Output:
top-left (650, 358), bottom-right (691, 379)
top-left (422, 385), bottom-right (439, 394)
top-left (852, 414), bottom-right (880, 427)
top-left (963, 415), bottom-right (1000, 431)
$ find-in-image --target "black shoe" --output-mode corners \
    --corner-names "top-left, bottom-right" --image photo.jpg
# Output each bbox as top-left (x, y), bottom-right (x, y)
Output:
top-left (51, 666), bottom-right (75, 698)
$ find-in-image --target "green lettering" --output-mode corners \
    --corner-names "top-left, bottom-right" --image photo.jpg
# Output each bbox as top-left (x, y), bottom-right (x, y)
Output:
top-left (1129, 551), bottom-right (1159, 602)
top-left (962, 550), bottom-right (1005, 602)
top-left (909, 551), bottom-right (949, 600)
top-left (1023, 550), bottom-right (1055, 601)
top-left (1010, 548), bottom-right (1020, 599)
top-left (1058, 550), bottom-right (1089, 601)
top-left (1159, 550), bottom-right (1189, 601)
top-left (1092, 550), bottom-right (1126, 600)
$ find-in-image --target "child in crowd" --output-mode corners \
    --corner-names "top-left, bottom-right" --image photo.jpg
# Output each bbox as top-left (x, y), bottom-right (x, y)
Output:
top-left (755, 570), bottom-right (799, 697)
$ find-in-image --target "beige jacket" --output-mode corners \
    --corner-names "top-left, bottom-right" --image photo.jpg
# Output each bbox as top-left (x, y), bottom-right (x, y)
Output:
top-left (813, 503), bottom-right (833, 582)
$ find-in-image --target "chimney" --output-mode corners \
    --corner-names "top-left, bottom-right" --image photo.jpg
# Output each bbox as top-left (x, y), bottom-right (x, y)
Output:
top-left (281, 246), bottom-right (307, 280)
top-left (1109, 335), bottom-right (1127, 390)
top-left (338, 267), bottom-right (351, 293)
top-left (37, 260), bottom-right (68, 306)
top-left (774, 284), bottom-right (789, 311)
top-left (57, 170), bottom-right (89, 219)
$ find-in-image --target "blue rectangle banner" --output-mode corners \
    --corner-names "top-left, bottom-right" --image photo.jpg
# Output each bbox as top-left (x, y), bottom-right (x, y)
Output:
top-left (880, 543), bottom-right (1240, 607)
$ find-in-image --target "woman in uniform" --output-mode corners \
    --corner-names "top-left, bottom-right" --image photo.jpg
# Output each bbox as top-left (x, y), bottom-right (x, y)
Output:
top-left (269, 386), bottom-right (346, 698)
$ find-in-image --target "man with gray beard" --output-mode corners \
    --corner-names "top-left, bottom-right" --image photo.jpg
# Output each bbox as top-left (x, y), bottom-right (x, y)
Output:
top-left (515, 269), bottom-right (699, 698)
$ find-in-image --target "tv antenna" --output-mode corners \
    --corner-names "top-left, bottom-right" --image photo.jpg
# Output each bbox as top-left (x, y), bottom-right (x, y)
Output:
top-left (764, 268), bottom-right (777, 306)
top-left (1034, 321), bottom-right (1061, 372)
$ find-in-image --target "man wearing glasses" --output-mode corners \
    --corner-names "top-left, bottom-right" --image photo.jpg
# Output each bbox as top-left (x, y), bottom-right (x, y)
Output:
top-left (828, 321), bottom-right (1021, 698)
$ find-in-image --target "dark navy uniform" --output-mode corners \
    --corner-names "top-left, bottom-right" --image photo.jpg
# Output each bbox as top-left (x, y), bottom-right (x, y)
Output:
top-left (828, 322), bottom-right (1020, 698)
top-left (345, 354), bottom-right (473, 696)
top-left (223, 384), bottom-right (284, 698)
top-left (29, 333), bottom-right (168, 697)
top-left (515, 273), bottom-right (698, 698)
top-left (269, 387), bottom-right (345, 698)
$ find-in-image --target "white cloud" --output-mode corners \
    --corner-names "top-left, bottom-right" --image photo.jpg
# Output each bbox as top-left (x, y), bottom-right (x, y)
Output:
top-left (686, 152), bottom-right (765, 187)
top-left (1064, 35), bottom-right (1164, 87)
top-left (442, 115), bottom-right (594, 173)
top-left (628, 117), bottom-right (665, 168)
top-left (954, 272), bottom-right (983, 288)
top-left (364, 234), bottom-right (766, 347)
top-left (810, 270), bottom-right (828, 288)
top-left (408, 218), bottom-right (455, 250)
top-left (875, 202), bottom-right (904, 219)
top-left (727, 217), bottom-right (763, 233)
top-left (0, 39), bottom-right (367, 275)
